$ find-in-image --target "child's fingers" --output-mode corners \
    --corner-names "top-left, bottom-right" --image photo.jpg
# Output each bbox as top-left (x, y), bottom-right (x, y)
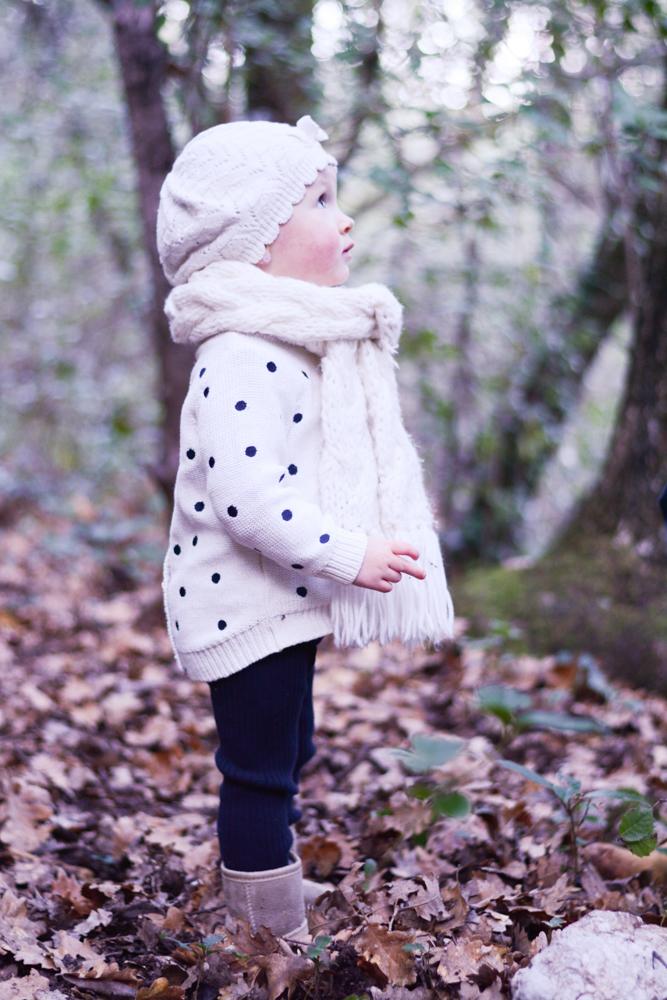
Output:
top-left (388, 558), bottom-right (426, 580)
top-left (391, 540), bottom-right (420, 560)
top-left (402, 562), bottom-right (426, 579)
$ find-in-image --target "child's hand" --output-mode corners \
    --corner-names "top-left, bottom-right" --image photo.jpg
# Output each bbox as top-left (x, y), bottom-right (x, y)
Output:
top-left (352, 536), bottom-right (426, 592)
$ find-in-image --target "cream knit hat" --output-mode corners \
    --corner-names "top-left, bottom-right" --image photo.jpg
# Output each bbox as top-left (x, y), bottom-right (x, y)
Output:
top-left (156, 115), bottom-right (337, 287)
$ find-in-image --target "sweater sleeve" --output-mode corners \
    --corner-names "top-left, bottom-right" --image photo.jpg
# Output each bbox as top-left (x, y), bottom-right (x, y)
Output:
top-left (195, 346), bottom-right (368, 585)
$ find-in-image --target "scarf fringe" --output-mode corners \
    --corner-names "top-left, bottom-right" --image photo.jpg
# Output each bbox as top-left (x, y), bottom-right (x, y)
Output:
top-left (329, 525), bottom-right (455, 648)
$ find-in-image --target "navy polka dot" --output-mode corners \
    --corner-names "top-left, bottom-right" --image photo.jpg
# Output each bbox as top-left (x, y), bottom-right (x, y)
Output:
top-left (187, 448), bottom-right (195, 459)
top-left (192, 535), bottom-right (198, 546)
top-left (301, 370), bottom-right (309, 378)
top-left (199, 367), bottom-right (206, 377)
top-left (282, 509), bottom-right (292, 521)
top-left (209, 456), bottom-right (215, 468)
top-left (227, 505), bottom-right (238, 517)
top-left (235, 400), bottom-right (247, 411)
top-left (319, 533), bottom-right (330, 543)
top-left (267, 361), bottom-right (277, 372)
top-left (245, 446), bottom-right (257, 457)
top-left (179, 586), bottom-right (186, 597)
top-left (292, 563), bottom-right (304, 569)
top-left (175, 620), bottom-right (179, 630)
top-left (279, 473), bottom-right (285, 482)
top-left (194, 501), bottom-right (205, 512)
top-left (204, 387), bottom-right (210, 398)
top-left (293, 412), bottom-right (303, 423)
top-left (296, 586), bottom-right (308, 597)
top-left (218, 619), bottom-right (227, 630)
top-left (288, 464), bottom-right (297, 475)
top-left (173, 544), bottom-right (181, 555)
top-left (212, 572), bottom-right (220, 583)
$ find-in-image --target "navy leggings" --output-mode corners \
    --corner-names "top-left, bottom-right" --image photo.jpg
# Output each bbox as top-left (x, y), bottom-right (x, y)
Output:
top-left (207, 636), bottom-right (324, 871)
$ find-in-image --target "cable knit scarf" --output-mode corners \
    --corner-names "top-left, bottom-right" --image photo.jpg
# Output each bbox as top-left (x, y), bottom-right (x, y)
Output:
top-left (165, 259), bottom-right (455, 649)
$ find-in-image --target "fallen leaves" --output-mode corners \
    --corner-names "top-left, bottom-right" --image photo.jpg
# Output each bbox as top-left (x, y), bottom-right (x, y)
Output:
top-left (0, 507), bottom-right (665, 997)
top-left (350, 924), bottom-right (418, 987)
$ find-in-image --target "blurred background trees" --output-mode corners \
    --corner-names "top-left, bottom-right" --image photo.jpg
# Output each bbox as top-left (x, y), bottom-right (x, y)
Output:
top-left (2, 0), bottom-right (666, 681)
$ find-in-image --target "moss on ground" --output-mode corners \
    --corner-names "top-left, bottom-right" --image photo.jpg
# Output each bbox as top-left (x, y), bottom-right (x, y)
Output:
top-left (450, 537), bottom-right (667, 693)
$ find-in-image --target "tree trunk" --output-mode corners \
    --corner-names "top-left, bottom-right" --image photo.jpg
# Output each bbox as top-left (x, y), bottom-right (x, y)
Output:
top-left (550, 65), bottom-right (667, 558)
top-left (458, 222), bottom-right (627, 560)
top-left (553, 189), bottom-right (667, 556)
top-left (100, 0), bottom-right (193, 510)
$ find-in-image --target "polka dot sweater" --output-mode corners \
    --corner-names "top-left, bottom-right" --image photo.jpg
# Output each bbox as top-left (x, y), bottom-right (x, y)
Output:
top-left (162, 330), bottom-right (369, 681)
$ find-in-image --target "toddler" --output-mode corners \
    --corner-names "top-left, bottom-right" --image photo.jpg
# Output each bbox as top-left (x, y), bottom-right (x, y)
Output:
top-left (156, 114), bottom-right (455, 942)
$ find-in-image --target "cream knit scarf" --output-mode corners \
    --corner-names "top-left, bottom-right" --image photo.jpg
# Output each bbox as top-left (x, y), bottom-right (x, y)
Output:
top-left (165, 259), bottom-right (455, 649)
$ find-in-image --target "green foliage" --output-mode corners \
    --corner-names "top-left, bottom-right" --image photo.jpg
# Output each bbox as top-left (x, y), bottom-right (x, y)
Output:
top-left (403, 941), bottom-right (427, 954)
top-left (388, 708), bottom-right (661, 879)
top-left (362, 857), bottom-right (378, 893)
top-left (429, 789), bottom-right (470, 819)
top-left (497, 759), bottom-right (659, 874)
top-left (306, 934), bottom-right (332, 961)
top-left (477, 684), bottom-right (608, 745)
top-left (389, 733), bottom-right (465, 773)
top-left (617, 806), bottom-right (658, 856)
top-left (387, 733), bottom-right (470, 836)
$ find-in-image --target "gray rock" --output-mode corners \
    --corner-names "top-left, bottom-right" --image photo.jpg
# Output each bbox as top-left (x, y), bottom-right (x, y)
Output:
top-left (511, 909), bottom-right (667, 1000)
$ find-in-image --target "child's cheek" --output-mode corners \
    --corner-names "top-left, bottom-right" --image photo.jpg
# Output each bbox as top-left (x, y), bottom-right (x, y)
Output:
top-left (304, 227), bottom-right (341, 266)
top-left (305, 238), bottom-right (339, 270)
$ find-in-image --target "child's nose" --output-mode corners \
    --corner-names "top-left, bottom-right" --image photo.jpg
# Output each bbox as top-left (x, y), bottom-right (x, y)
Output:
top-left (340, 212), bottom-right (354, 233)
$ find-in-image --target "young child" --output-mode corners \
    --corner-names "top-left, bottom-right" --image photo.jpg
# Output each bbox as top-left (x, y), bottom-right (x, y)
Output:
top-left (156, 114), bottom-right (455, 942)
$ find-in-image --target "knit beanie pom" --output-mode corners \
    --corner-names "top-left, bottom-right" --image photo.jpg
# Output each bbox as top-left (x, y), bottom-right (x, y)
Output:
top-left (156, 115), bottom-right (338, 287)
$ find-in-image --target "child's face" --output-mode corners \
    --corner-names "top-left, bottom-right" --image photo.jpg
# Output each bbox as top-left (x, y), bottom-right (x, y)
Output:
top-left (257, 165), bottom-right (354, 286)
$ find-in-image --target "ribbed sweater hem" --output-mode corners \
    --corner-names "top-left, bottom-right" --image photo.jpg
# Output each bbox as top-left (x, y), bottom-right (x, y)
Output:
top-left (320, 528), bottom-right (368, 584)
top-left (172, 604), bottom-right (333, 682)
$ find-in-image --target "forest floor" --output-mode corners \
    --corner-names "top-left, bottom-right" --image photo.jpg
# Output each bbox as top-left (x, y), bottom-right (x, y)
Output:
top-left (1, 499), bottom-right (666, 1000)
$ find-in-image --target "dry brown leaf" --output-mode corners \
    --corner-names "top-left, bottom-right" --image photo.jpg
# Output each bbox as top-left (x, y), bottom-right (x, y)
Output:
top-left (252, 950), bottom-right (314, 1000)
top-left (0, 777), bottom-right (54, 852)
top-left (72, 907), bottom-right (114, 936)
top-left (298, 834), bottom-right (342, 877)
top-left (51, 868), bottom-right (95, 916)
top-left (388, 873), bottom-right (448, 922)
top-left (216, 983), bottom-right (253, 1000)
top-left (0, 969), bottom-right (66, 999)
top-left (29, 752), bottom-right (96, 792)
top-left (351, 924), bottom-right (417, 987)
top-left (583, 842), bottom-right (667, 883)
top-left (464, 872), bottom-right (516, 909)
top-left (440, 882), bottom-right (469, 930)
top-left (136, 978), bottom-right (185, 999)
top-left (48, 931), bottom-right (138, 981)
top-left (145, 905), bottom-right (186, 933)
top-left (59, 978), bottom-right (137, 997)
top-left (533, 872), bottom-right (571, 914)
top-left (182, 836), bottom-right (218, 874)
top-left (0, 888), bottom-right (52, 969)
top-left (437, 933), bottom-right (507, 985)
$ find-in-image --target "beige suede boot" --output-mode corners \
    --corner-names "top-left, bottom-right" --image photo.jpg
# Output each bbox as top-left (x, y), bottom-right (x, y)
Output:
top-left (220, 850), bottom-right (310, 942)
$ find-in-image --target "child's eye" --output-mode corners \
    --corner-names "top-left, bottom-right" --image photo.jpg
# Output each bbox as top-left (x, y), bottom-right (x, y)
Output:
top-left (318, 193), bottom-right (327, 206)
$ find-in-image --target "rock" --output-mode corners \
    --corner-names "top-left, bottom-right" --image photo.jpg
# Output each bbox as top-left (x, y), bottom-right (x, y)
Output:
top-left (511, 909), bottom-right (667, 1000)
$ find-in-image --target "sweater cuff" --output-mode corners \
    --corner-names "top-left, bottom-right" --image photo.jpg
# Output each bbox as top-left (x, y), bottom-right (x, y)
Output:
top-left (318, 527), bottom-right (368, 585)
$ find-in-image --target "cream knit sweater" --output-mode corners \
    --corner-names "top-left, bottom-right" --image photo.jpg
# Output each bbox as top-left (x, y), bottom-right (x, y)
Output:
top-left (162, 330), bottom-right (369, 681)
